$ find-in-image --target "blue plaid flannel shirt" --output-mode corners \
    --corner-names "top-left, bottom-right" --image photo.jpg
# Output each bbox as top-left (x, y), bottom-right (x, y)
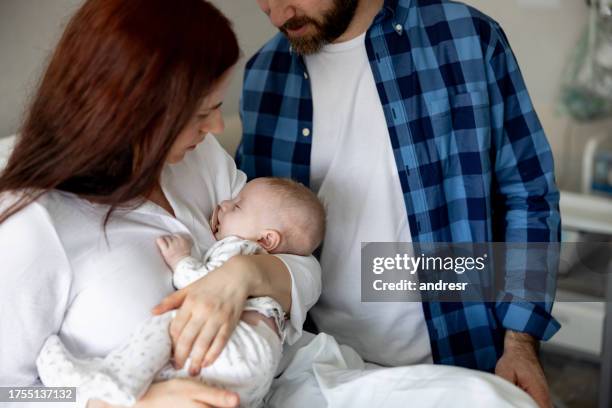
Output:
top-left (236, 0), bottom-right (561, 372)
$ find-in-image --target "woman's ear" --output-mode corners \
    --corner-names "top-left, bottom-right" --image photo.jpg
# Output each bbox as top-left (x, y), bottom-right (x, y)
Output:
top-left (257, 230), bottom-right (281, 252)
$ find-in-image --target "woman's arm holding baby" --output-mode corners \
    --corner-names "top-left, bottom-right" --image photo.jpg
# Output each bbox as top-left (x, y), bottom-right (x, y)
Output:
top-left (153, 253), bottom-right (321, 374)
top-left (238, 254), bottom-right (292, 310)
top-left (88, 378), bottom-right (239, 408)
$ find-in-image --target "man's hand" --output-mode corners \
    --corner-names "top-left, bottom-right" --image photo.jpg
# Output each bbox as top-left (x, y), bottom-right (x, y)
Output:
top-left (495, 330), bottom-right (552, 408)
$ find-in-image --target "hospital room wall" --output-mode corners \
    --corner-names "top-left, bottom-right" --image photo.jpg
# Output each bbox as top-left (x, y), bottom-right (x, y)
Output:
top-left (0, 0), bottom-right (610, 191)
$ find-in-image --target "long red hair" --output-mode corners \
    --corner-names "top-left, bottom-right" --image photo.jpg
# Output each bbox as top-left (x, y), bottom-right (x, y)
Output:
top-left (0, 0), bottom-right (239, 223)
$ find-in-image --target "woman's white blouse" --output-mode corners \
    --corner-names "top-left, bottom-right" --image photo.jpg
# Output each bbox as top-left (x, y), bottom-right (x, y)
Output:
top-left (0, 135), bottom-right (321, 386)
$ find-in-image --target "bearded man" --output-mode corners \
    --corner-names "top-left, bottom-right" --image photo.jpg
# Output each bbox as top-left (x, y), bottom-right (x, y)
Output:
top-left (237, 2), bottom-right (561, 407)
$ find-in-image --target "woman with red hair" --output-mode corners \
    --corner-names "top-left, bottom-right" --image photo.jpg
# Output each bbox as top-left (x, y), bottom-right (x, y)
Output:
top-left (0, 1), bottom-right (320, 407)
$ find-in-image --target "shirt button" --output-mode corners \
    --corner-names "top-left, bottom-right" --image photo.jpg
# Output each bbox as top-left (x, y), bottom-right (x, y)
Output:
top-left (303, 72), bottom-right (309, 79)
top-left (394, 23), bottom-right (403, 34)
top-left (302, 128), bottom-right (311, 137)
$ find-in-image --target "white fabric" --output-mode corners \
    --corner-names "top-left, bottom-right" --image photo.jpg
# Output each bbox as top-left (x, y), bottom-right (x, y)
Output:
top-left (174, 236), bottom-right (263, 287)
top-left (266, 332), bottom-right (537, 408)
top-left (36, 234), bottom-right (286, 408)
top-left (0, 135), bottom-right (321, 400)
top-left (305, 33), bottom-right (432, 366)
top-left (0, 135), bottom-right (15, 169)
top-left (157, 320), bottom-right (281, 408)
top-left (37, 314), bottom-right (174, 408)
top-left (38, 313), bottom-right (281, 408)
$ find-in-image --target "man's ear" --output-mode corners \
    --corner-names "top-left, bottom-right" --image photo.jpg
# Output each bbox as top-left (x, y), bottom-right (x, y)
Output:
top-left (257, 229), bottom-right (282, 252)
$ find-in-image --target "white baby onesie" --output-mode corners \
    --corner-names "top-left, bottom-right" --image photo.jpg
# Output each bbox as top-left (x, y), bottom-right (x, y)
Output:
top-left (36, 236), bottom-right (286, 408)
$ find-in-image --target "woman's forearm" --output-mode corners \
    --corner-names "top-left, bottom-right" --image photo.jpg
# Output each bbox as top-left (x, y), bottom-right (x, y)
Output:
top-left (232, 254), bottom-right (292, 313)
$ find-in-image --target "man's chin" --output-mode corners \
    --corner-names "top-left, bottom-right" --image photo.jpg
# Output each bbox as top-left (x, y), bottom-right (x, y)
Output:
top-left (286, 36), bottom-right (325, 55)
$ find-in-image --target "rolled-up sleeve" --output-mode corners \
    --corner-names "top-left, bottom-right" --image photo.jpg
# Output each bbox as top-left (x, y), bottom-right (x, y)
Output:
top-left (272, 254), bottom-right (321, 345)
top-left (484, 22), bottom-right (561, 340)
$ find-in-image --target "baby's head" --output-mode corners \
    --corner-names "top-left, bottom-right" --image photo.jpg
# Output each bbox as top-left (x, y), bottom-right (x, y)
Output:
top-left (211, 177), bottom-right (325, 256)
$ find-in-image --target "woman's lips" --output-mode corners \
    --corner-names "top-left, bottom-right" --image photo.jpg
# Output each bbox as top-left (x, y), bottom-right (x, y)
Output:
top-left (187, 136), bottom-right (206, 151)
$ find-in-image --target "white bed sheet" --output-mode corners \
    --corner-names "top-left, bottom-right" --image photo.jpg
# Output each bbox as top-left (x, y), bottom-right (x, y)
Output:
top-left (266, 332), bottom-right (537, 408)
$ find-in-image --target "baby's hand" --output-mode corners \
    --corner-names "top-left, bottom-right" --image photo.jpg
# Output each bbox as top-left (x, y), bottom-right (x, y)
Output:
top-left (156, 234), bottom-right (193, 270)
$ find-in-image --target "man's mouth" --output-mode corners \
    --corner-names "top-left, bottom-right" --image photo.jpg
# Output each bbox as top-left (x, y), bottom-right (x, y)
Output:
top-left (285, 23), bottom-right (309, 36)
top-left (282, 17), bottom-right (315, 37)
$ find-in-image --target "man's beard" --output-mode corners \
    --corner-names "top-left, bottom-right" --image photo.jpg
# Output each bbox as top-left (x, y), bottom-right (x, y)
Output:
top-left (280, 0), bottom-right (359, 55)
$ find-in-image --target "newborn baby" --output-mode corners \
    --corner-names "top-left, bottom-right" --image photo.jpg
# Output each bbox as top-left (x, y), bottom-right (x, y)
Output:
top-left (36, 177), bottom-right (325, 408)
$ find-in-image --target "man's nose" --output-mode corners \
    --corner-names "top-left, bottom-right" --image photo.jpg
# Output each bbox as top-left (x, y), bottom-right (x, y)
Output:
top-left (257, 0), bottom-right (271, 15)
top-left (260, 0), bottom-right (296, 28)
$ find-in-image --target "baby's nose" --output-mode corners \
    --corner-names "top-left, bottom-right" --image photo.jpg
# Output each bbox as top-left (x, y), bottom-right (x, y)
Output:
top-left (219, 200), bottom-right (233, 212)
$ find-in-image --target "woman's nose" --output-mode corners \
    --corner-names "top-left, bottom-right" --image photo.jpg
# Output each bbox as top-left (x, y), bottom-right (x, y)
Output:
top-left (202, 110), bottom-right (225, 135)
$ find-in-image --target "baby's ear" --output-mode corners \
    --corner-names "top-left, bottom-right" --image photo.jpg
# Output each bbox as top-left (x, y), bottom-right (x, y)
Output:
top-left (257, 230), bottom-right (281, 252)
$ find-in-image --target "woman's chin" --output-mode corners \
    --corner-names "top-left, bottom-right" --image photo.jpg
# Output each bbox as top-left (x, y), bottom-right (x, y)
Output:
top-left (166, 151), bottom-right (188, 164)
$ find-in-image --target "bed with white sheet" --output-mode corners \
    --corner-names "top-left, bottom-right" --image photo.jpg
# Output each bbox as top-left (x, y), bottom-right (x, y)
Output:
top-left (266, 332), bottom-right (537, 407)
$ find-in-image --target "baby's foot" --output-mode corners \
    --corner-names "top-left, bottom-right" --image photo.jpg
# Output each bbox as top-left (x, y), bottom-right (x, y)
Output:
top-left (156, 234), bottom-right (193, 270)
top-left (36, 335), bottom-right (135, 406)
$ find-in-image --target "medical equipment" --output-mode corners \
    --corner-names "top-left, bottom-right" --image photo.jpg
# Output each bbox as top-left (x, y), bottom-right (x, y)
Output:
top-left (560, 0), bottom-right (612, 120)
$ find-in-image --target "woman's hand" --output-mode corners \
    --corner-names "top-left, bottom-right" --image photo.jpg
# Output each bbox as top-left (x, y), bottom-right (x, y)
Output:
top-left (153, 254), bottom-right (291, 373)
top-left (152, 255), bottom-right (251, 374)
top-left (135, 379), bottom-right (239, 408)
top-left (88, 378), bottom-right (239, 408)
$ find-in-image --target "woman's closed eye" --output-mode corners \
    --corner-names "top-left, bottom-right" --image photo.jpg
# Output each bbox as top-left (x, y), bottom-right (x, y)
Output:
top-left (197, 102), bottom-right (223, 119)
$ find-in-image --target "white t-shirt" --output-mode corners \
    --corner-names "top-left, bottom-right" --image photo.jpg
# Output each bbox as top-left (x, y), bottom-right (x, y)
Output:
top-left (305, 33), bottom-right (432, 366)
top-left (0, 135), bottom-right (321, 388)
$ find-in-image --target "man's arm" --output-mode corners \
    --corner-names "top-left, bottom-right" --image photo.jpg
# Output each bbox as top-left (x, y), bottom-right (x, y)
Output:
top-left (485, 19), bottom-right (560, 337)
top-left (484, 20), bottom-right (559, 408)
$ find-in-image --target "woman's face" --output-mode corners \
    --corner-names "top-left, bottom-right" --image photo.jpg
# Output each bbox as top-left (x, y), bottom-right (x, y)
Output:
top-left (166, 67), bottom-right (235, 164)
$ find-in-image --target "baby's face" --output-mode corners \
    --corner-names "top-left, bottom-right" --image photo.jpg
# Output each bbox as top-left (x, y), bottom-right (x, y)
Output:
top-left (210, 179), bottom-right (276, 241)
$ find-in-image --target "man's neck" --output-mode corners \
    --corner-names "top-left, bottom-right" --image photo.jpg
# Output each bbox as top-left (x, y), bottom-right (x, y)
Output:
top-left (333, 0), bottom-right (385, 43)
